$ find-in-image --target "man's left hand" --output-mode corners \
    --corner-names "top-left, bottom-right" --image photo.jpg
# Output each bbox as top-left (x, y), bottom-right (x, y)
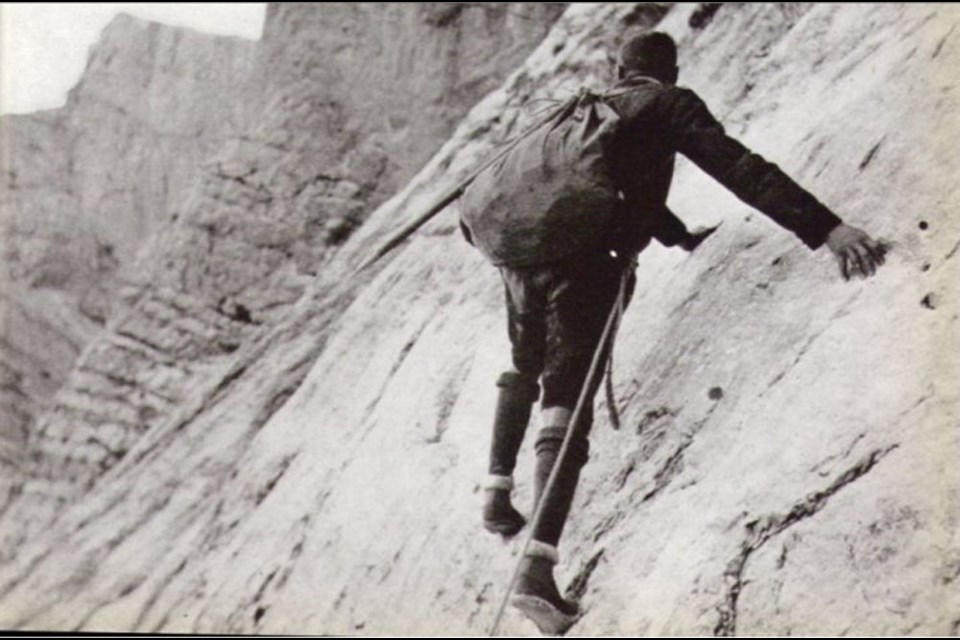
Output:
top-left (825, 223), bottom-right (888, 280)
top-left (680, 224), bottom-right (720, 252)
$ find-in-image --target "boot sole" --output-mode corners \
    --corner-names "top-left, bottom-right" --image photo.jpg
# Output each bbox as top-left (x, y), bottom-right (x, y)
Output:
top-left (483, 517), bottom-right (526, 539)
top-left (511, 594), bottom-right (580, 636)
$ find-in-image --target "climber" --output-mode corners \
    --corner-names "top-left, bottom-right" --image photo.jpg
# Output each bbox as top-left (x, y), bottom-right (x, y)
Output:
top-left (479, 31), bottom-right (887, 634)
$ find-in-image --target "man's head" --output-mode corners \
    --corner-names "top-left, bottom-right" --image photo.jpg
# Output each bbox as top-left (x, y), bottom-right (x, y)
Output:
top-left (616, 32), bottom-right (678, 84)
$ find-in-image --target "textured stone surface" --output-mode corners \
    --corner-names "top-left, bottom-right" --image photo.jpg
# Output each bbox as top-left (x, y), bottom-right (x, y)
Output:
top-left (2, 14), bottom-right (260, 287)
top-left (0, 3), bottom-right (563, 506)
top-left (0, 14), bottom-right (260, 486)
top-left (0, 3), bottom-right (957, 636)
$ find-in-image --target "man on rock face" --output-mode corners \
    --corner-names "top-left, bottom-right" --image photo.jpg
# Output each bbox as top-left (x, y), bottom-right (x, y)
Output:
top-left (480, 31), bottom-right (887, 634)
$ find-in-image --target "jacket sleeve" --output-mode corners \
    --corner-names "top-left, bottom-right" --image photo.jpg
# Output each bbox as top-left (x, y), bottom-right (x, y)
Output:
top-left (664, 87), bottom-right (842, 249)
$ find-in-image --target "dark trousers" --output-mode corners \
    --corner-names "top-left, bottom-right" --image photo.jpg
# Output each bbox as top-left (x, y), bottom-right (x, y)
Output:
top-left (499, 249), bottom-right (634, 545)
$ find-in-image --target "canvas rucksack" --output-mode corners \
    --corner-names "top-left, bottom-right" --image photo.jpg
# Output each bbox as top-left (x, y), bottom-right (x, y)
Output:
top-left (459, 86), bottom-right (643, 267)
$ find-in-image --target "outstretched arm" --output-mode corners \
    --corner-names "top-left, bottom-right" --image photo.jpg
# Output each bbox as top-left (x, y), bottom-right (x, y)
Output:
top-left (664, 87), bottom-right (885, 277)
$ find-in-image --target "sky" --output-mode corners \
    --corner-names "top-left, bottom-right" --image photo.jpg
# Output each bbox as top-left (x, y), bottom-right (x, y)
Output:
top-left (0, 3), bottom-right (266, 114)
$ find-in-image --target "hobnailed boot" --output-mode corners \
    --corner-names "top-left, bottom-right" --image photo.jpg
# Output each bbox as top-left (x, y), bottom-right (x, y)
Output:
top-left (483, 475), bottom-right (526, 537)
top-left (510, 419), bottom-right (587, 635)
top-left (483, 372), bottom-right (539, 538)
top-left (511, 541), bottom-right (581, 635)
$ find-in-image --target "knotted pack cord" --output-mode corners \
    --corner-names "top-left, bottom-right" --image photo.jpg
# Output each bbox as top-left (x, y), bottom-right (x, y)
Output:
top-left (604, 346), bottom-right (621, 429)
top-left (603, 267), bottom-right (629, 430)
top-left (488, 260), bottom-right (634, 636)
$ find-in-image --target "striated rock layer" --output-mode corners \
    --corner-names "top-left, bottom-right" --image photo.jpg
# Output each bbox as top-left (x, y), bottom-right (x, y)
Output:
top-left (0, 14), bottom-right (261, 483)
top-left (0, 4), bottom-right (564, 503)
top-left (1, 3), bottom-right (958, 636)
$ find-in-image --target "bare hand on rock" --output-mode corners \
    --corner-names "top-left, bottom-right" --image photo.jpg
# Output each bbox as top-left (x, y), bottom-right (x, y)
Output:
top-left (826, 223), bottom-right (887, 280)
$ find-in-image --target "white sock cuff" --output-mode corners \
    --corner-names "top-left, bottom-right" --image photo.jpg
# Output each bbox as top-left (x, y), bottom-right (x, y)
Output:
top-left (484, 474), bottom-right (513, 491)
top-left (541, 406), bottom-right (573, 429)
top-left (526, 540), bottom-right (559, 564)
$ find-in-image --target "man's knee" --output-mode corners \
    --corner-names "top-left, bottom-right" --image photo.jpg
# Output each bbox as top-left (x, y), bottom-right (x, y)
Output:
top-left (541, 347), bottom-right (600, 409)
top-left (497, 370), bottom-right (541, 403)
top-left (510, 345), bottom-right (545, 380)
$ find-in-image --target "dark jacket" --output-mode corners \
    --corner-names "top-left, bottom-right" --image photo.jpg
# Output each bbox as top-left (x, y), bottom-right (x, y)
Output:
top-left (605, 75), bottom-right (842, 255)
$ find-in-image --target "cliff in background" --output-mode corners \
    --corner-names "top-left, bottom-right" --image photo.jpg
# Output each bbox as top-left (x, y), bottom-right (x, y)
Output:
top-left (0, 14), bottom-right (260, 483)
top-left (0, 4), bottom-right (564, 504)
top-left (1, 3), bottom-right (957, 635)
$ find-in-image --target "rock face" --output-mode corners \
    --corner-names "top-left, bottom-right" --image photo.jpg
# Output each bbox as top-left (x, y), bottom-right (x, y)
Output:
top-left (1, 13), bottom-right (261, 297)
top-left (0, 4), bottom-right (564, 502)
top-left (0, 14), bottom-right (260, 482)
top-left (1, 3), bottom-right (958, 636)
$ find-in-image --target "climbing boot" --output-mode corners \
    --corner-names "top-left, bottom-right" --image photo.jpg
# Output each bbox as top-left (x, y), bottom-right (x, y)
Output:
top-left (483, 371), bottom-right (539, 538)
top-left (483, 475), bottom-right (526, 537)
top-left (511, 541), bottom-right (580, 635)
top-left (530, 423), bottom-right (587, 547)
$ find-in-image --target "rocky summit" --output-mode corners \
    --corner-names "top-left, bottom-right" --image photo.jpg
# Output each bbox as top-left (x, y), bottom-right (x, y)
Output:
top-left (0, 3), bottom-right (957, 636)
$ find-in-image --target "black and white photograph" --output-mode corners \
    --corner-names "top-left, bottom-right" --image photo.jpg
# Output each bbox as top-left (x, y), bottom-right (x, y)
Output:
top-left (0, 3), bottom-right (957, 636)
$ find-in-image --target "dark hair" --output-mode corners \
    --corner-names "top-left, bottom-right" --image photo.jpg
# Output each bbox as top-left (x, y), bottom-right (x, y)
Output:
top-left (617, 32), bottom-right (678, 81)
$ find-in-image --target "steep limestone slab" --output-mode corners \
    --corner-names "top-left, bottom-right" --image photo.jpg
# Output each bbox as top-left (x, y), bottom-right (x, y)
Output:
top-left (0, 3), bottom-right (956, 636)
